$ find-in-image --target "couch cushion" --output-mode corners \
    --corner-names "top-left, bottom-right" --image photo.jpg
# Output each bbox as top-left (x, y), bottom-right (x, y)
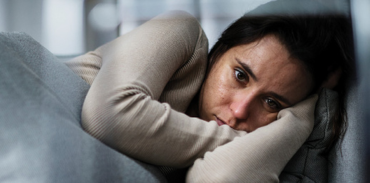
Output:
top-left (0, 32), bottom-right (165, 183)
top-left (0, 32), bottom-right (89, 126)
top-left (279, 89), bottom-right (338, 182)
top-left (328, 82), bottom-right (365, 182)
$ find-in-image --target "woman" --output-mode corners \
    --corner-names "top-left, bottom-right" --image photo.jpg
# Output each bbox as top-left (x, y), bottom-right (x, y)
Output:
top-left (66, 4), bottom-right (353, 183)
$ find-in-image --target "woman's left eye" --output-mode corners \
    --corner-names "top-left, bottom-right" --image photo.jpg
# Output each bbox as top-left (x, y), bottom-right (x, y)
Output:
top-left (234, 69), bottom-right (247, 82)
top-left (264, 98), bottom-right (281, 110)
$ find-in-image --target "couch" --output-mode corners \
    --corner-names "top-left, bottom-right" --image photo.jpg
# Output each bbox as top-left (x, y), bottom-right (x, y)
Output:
top-left (0, 32), bottom-right (365, 182)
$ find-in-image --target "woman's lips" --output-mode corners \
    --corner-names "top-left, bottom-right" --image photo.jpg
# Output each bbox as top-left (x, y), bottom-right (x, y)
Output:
top-left (215, 117), bottom-right (227, 126)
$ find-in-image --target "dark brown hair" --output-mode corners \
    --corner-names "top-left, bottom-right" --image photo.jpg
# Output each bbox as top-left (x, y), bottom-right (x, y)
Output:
top-left (207, 1), bottom-right (355, 151)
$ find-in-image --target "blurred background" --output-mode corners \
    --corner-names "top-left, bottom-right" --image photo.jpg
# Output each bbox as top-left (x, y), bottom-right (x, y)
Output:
top-left (0, 0), bottom-right (348, 57)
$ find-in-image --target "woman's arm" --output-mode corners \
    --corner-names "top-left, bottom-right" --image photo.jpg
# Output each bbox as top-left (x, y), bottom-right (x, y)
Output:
top-left (70, 11), bottom-right (317, 181)
top-left (186, 95), bottom-right (318, 183)
top-left (76, 11), bottom-right (246, 167)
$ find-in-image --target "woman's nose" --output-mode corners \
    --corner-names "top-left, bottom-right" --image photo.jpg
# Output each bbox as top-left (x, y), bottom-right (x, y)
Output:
top-left (229, 94), bottom-right (254, 120)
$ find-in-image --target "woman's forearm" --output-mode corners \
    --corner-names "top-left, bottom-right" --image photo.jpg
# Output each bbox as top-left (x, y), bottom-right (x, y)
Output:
top-left (186, 95), bottom-right (317, 183)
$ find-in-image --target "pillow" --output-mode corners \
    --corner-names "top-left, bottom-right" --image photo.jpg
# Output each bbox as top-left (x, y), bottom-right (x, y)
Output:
top-left (0, 32), bottom-right (165, 183)
top-left (279, 88), bottom-right (338, 182)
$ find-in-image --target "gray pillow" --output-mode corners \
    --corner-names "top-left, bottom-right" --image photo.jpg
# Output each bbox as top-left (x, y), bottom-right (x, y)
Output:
top-left (0, 32), bottom-right (166, 183)
top-left (279, 88), bottom-right (338, 182)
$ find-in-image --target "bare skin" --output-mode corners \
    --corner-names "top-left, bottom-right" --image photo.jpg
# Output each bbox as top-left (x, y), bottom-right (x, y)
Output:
top-left (199, 34), bottom-right (314, 132)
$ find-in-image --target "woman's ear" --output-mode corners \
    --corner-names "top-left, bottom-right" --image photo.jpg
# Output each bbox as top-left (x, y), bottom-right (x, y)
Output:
top-left (320, 68), bottom-right (342, 90)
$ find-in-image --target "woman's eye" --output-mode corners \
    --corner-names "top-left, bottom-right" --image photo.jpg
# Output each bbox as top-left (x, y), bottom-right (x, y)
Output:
top-left (234, 69), bottom-right (247, 81)
top-left (265, 98), bottom-right (280, 110)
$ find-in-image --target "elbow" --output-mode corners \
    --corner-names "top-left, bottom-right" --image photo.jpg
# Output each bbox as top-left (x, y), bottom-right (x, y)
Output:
top-left (186, 161), bottom-right (239, 183)
top-left (186, 159), bottom-right (279, 183)
top-left (187, 169), bottom-right (278, 183)
top-left (186, 171), bottom-right (236, 183)
top-left (80, 86), bottom-right (150, 141)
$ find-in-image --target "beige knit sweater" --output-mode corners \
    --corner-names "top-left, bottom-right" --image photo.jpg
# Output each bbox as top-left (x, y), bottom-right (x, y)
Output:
top-left (66, 11), bottom-right (317, 183)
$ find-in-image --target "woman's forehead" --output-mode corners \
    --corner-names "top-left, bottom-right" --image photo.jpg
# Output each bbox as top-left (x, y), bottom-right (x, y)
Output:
top-left (236, 35), bottom-right (290, 60)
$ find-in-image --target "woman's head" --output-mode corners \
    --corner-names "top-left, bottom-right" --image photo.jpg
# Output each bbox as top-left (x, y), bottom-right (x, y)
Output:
top-left (198, 12), bottom-right (353, 135)
top-left (199, 34), bottom-right (314, 132)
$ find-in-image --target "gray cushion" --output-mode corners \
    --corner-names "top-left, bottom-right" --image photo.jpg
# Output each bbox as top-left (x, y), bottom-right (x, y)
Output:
top-left (0, 32), bottom-right (166, 183)
top-left (328, 83), bottom-right (365, 183)
top-left (279, 89), bottom-right (338, 183)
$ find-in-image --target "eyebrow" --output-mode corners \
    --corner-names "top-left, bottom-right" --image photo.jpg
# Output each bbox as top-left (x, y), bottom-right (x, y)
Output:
top-left (236, 58), bottom-right (258, 81)
top-left (269, 92), bottom-right (293, 106)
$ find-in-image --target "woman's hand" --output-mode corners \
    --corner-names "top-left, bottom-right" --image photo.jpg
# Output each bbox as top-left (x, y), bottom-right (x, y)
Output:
top-left (278, 94), bottom-right (318, 134)
top-left (186, 95), bottom-right (318, 183)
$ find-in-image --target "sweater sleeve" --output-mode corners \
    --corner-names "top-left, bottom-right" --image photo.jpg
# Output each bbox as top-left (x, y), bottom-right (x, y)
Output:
top-left (186, 95), bottom-right (318, 183)
top-left (68, 10), bottom-right (317, 182)
top-left (77, 11), bottom-right (246, 167)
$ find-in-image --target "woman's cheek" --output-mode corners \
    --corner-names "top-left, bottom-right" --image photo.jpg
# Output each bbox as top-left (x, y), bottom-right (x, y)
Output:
top-left (215, 76), bottom-right (234, 103)
top-left (264, 112), bottom-right (279, 124)
top-left (252, 111), bottom-right (279, 130)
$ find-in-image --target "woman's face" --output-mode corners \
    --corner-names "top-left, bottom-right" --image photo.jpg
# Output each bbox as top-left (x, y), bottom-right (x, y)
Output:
top-left (199, 34), bottom-right (314, 132)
